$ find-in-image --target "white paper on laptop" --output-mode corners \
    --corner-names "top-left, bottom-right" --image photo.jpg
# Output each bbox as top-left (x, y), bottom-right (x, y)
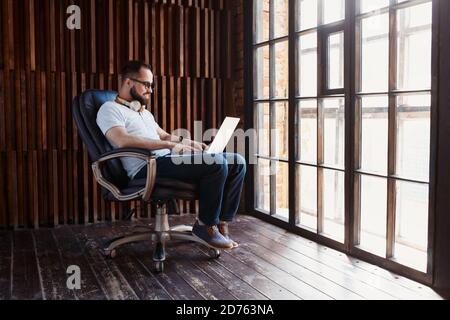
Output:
top-left (205, 117), bottom-right (240, 153)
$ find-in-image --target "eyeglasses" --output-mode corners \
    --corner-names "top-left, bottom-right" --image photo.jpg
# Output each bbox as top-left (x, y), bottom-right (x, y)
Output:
top-left (130, 78), bottom-right (155, 91)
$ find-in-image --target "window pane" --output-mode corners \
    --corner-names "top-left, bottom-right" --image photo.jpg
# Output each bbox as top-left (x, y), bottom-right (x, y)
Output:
top-left (328, 32), bottom-right (344, 90)
top-left (254, 46), bottom-right (270, 99)
top-left (255, 158), bottom-right (271, 212)
top-left (255, 103), bottom-right (270, 157)
top-left (394, 181), bottom-right (429, 272)
top-left (360, 96), bottom-right (388, 174)
top-left (396, 3), bottom-right (432, 90)
top-left (297, 32), bottom-right (317, 97)
top-left (297, 0), bottom-right (318, 31)
top-left (297, 100), bottom-right (317, 163)
top-left (359, 175), bottom-right (387, 257)
top-left (275, 161), bottom-right (289, 220)
top-left (396, 94), bottom-right (431, 182)
top-left (358, 0), bottom-right (389, 14)
top-left (322, 169), bottom-right (345, 242)
top-left (253, 0), bottom-right (270, 43)
top-left (323, 98), bottom-right (345, 168)
top-left (360, 13), bottom-right (389, 92)
top-left (274, 0), bottom-right (289, 38)
top-left (273, 102), bottom-right (289, 159)
top-left (274, 41), bottom-right (289, 98)
top-left (323, 0), bottom-right (345, 25)
top-left (296, 165), bottom-right (317, 231)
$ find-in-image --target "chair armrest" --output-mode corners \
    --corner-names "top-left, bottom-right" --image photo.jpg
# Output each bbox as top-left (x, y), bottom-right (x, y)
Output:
top-left (92, 148), bottom-right (157, 202)
top-left (99, 148), bottom-right (155, 159)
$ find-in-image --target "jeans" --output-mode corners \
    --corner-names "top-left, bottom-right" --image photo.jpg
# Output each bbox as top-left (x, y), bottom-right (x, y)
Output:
top-left (134, 153), bottom-right (247, 226)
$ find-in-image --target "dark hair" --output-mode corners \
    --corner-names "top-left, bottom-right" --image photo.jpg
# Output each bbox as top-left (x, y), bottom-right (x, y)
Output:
top-left (121, 60), bottom-right (152, 80)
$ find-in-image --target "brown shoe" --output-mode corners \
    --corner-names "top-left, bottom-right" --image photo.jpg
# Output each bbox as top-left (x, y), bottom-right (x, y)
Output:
top-left (192, 221), bottom-right (234, 250)
top-left (218, 222), bottom-right (239, 248)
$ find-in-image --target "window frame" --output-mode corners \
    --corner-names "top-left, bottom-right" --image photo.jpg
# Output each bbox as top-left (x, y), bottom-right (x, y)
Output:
top-left (244, 0), bottom-right (438, 285)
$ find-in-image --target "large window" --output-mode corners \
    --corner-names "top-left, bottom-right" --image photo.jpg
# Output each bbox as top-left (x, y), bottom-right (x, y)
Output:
top-left (251, 0), bottom-right (434, 275)
top-left (254, 0), bottom-right (290, 220)
top-left (354, 0), bottom-right (432, 272)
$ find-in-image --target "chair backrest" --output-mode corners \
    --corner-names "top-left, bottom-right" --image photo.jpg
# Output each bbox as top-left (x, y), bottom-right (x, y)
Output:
top-left (71, 90), bottom-right (130, 189)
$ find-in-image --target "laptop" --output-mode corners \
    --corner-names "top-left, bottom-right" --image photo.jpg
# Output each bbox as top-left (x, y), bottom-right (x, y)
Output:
top-left (205, 117), bottom-right (241, 153)
top-left (169, 117), bottom-right (241, 156)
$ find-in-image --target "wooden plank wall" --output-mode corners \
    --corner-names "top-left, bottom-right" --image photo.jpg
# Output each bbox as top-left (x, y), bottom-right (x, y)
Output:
top-left (0, 0), bottom-right (235, 229)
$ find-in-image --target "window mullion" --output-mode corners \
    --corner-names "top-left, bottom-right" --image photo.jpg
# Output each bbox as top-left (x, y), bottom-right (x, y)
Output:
top-left (346, 0), bottom-right (356, 251)
top-left (288, 0), bottom-right (297, 225)
top-left (387, 0), bottom-right (398, 259)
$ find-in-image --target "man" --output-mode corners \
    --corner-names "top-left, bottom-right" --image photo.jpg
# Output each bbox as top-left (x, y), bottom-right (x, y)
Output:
top-left (96, 61), bottom-right (246, 250)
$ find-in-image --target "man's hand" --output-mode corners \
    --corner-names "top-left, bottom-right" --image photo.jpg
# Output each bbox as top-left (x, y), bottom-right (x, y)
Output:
top-left (171, 143), bottom-right (197, 155)
top-left (182, 139), bottom-right (207, 152)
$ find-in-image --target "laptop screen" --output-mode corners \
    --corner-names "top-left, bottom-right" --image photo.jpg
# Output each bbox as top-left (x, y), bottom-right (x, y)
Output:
top-left (206, 117), bottom-right (241, 153)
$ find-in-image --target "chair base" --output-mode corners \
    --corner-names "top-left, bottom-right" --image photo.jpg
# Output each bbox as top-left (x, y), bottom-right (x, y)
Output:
top-left (102, 204), bottom-right (221, 273)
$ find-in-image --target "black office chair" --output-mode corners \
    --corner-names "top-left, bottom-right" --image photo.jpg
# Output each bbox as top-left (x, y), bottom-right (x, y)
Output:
top-left (71, 89), bottom-right (220, 272)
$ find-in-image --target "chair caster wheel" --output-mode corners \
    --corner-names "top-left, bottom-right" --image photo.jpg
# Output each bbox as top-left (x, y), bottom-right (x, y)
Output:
top-left (208, 248), bottom-right (221, 259)
top-left (104, 249), bottom-right (116, 259)
top-left (154, 261), bottom-right (164, 273)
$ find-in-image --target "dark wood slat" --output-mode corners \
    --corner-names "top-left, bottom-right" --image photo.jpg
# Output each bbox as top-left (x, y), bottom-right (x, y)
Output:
top-left (168, 5), bottom-right (174, 76)
top-left (25, 0), bottom-right (36, 71)
top-left (16, 151), bottom-right (24, 227)
top-left (160, 4), bottom-right (166, 74)
top-left (61, 151), bottom-right (68, 225)
top-left (170, 76), bottom-right (175, 131)
top-left (0, 231), bottom-right (12, 299)
top-left (11, 230), bottom-right (43, 300)
top-left (7, 152), bottom-right (18, 229)
top-left (47, 0), bottom-right (56, 72)
top-left (55, 0), bottom-right (65, 73)
top-left (204, 8), bottom-right (210, 78)
top-left (51, 150), bottom-right (59, 226)
top-left (3, 0), bottom-right (14, 70)
top-left (133, 1), bottom-right (139, 61)
top-left (107, 0), bottom-right (113, 74)
top-left (31, 151), bottom-right (39, 228)
top-left (0, 153), bottom-right (6, 227)
top-left (3, 72), bottom-right (12, 153)
top-left (144, 1), bottom-right (150, 64)
top-left (89, 1), bottom-right (96, 73)
top-left (0, 70), bottom-right (5, 150)
top-left (195, 7), bottom-right (201, 77)
top-left (37, 150), bottom-right (46, 227)
top-left (82, 144), bottom-right (89, 224)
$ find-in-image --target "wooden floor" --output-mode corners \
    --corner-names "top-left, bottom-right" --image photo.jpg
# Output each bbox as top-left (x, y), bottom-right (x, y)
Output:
top-left (0, 214), bottom-right (445, 300)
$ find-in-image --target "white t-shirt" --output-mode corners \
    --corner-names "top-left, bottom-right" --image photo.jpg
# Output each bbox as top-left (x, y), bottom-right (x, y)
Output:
top-left (96, 101), bottom-right (171, 179)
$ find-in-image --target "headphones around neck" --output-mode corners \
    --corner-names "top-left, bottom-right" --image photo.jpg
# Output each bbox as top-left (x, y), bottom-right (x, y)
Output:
top-left (115, 96), bottom-right (146, 113)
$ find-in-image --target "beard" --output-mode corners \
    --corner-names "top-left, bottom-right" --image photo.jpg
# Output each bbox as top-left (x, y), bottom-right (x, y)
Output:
top-left (130, 86), bottom-right (150, 107)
